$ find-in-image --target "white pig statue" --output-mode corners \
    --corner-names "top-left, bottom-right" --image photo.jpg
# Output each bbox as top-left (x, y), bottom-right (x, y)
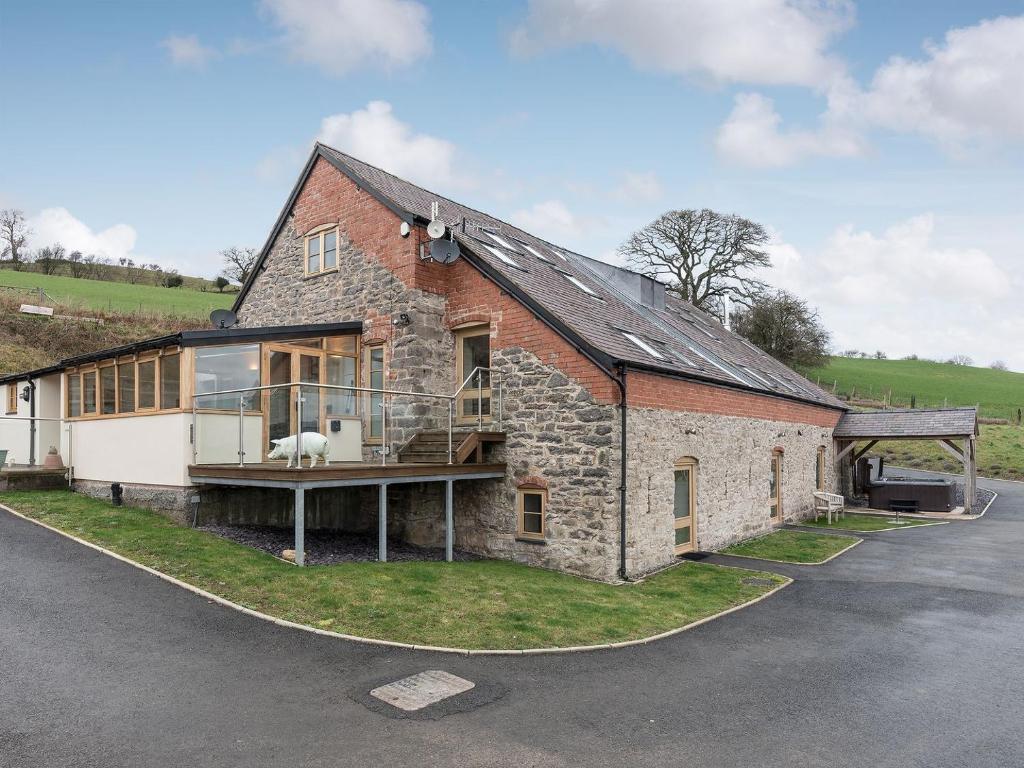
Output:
top-left (268, 432), bottom-right (331, 468)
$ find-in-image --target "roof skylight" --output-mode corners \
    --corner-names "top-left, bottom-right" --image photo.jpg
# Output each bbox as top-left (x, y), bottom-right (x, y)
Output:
top-left (558, 270), bottom-right (602, 299)
top-left (484, 231), bottom-right (516, 251)
top-left (623, 332), bottom-right (665, 359)
top-left (520, 243), bottom-right (554, 263)
top-left (667, 347), bottom-right (698, 368)
top-left (683, 343), bottom-right (756, 387)
top-left (482, 243), bottom-right (524, 269)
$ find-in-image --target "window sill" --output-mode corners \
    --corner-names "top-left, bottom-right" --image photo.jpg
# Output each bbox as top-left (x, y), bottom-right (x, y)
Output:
top-left (515, 535), bottom-right (546, 545)
top-left (302, 267), bottom-right (340, 281)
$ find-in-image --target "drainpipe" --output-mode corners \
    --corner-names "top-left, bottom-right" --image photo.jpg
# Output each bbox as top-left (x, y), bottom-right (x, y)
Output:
top-left (615, 363), bottom-right (628, 581)
top-left (27, 380), bottom-right (37, 467)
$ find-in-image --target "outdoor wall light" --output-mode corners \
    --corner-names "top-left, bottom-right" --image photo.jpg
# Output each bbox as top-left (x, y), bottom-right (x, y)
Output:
top-left (393, 312), bottom-right (412, 328)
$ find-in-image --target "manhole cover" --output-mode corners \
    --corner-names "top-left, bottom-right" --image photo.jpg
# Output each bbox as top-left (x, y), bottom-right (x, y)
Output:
top-left (370, 670), bottom-right (475, 712)
top-left (742, 577), bottom-right (775, 587)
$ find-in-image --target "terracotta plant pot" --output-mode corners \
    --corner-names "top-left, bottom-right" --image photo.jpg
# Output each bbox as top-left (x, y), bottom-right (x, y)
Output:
top-left (42, 446), bottom-right (64, 470)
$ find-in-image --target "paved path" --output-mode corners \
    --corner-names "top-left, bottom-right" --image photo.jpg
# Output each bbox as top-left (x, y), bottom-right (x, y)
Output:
top-left (2, 473), bottom-right (1022, 768)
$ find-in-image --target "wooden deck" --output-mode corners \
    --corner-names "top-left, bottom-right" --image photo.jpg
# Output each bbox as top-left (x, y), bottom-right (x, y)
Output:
top-left (188, 461), bottom-right (506, 488)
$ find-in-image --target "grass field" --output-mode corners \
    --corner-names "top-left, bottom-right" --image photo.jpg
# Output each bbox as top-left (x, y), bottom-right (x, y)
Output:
top-left (798, 513), bottom-right (935, 532)
top-left (804, 356), bottom-right (1024, 420)
top-left (873, 424), bottom-right (1023, 481)
top-left (0, 269), bottom-right (234, 317)
top-left (0, 491), bottom-right (786, 650)
top-left (721, 530), bottom-right (860, 563)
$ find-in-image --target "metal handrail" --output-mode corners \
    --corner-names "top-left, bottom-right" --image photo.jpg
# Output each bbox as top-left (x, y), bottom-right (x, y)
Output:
top-left (192, 367), bottom-right (503, 468)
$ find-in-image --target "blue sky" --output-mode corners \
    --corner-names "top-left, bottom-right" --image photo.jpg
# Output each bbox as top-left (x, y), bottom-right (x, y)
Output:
top-left (2, 1), bottom-right (1022, 369)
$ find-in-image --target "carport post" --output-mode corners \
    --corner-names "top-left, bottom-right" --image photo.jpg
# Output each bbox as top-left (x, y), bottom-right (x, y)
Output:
top-left (378, 483), bottom-right (387, 562)
top-left (294, 486), bottom-right (305, 566)
top-left (445, 479), bottom-right (453, 563)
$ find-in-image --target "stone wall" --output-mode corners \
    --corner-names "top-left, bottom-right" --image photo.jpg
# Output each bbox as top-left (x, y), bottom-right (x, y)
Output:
top-left (625, 407), bottom-right (835, 575)
top-left (73, 479), bottom-right (195, 525)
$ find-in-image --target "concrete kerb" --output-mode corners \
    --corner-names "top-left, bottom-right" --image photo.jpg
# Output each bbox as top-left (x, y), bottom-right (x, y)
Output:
top-left (0, 502), bottom-right (792, 657)
top-left (786, 519), bottom-right (950, 534)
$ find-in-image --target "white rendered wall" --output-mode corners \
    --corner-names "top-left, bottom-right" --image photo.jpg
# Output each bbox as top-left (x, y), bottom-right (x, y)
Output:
top-left (71, 412), bottom-right (191, 486)
top-left (35, 374), bottom-right (62, 460)
top-left (1, 382), bottom-right (32, 466)
top-left (326, 416), bottom-right (362, 461)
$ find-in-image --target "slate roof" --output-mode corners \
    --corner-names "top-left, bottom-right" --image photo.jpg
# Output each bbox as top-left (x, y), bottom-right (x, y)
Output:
top-left (237, 143), bottom-right (846, 411)
top-left (834, 408), bottom-right (978, 439)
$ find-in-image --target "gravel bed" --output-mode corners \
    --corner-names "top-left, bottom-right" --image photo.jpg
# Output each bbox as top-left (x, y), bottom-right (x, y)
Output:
top-left (198, 524), bottom-right (481, 565)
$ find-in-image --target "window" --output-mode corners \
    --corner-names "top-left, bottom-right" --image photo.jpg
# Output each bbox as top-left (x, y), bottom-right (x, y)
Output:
top-left (99, 365), bottom-right (116, 415)
top-left (455, 325), bottom-right (490, 421)
top-left (622, 332), bottom-right (665, 359)
top-left (519, 243), bottom-right (554, 263)
top-left (816, 446), bottom-right (826, 491)
top-left (304, 226), bottom-right (339, 275)
top-left (482, 243), bottom-right (524, 270)
top-left (66, 374), bottom-right (80, 418)
top-left (365, 345), bottom-right (385, 440)
top-left (517, 488), bottom-right (546, 540)
top-left (557, 270), bottom-right (602, 299)
top-left (483, 231), bottom-right (516, 251)
top-left (673, 458), bottom-right (697, 554)
top-left (325, 353), bottom-right (357, 417)
top-left (770, 450), bottom-right (783, 520)
top-left (82, 370), bottom-right (98, 415)
top-left (5, 383), bottom-right (17, 415)
top-left (160, 353), bottom-right (180, 409)
top-left (194, 344), bottom-right (260, 410)
top-left (137, 359), bottom-right (156, 410)
top-left (118, 361), bottom-right (135, 413)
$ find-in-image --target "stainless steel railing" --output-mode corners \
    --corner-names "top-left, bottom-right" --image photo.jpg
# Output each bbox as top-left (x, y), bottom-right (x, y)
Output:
top-left (191, 366), bottom-right (502, 468)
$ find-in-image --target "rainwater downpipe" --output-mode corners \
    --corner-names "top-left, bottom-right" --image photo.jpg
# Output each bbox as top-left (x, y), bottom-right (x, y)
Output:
top-left (615, 362), bottom-right (628, 581)
top-left (27, 380), bottom-right (37, 467)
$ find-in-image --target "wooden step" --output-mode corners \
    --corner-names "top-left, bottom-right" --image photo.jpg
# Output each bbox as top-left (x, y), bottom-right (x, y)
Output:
top-left (397, 430), bottom-right (505, 465)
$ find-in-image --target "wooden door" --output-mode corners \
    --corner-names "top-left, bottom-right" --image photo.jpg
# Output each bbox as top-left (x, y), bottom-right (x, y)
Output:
top-left (673, 462), bottom-right (696, 554)
top-left (770, 451), bottom-right (783, 521)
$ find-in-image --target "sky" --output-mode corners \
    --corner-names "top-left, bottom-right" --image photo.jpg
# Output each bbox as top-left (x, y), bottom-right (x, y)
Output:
top-left (2, 1), bottom-right (1022, 370)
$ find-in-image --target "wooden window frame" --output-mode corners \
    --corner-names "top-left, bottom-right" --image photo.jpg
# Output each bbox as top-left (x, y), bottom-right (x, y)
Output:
top-left (516, 487), bottom-right (547, 541)
top-left (816, 446), bottom-right (826, 492)
top-left (363, 343), bottom-right (385, 444)
top-left (65, 372), bottom-right (81, 418)
top-left (63, 347), bottom-right (184, 421)
top-left (303, 224), bottom-right (340, 277)
top-left (454, 323), bottom-right (491, 425)
top-left (770, 449), bottom-right (784, 522)
top-left (98, 361), bottom-right (117, 416)
top-left (80, 366), bottom-right (98, 416)
top-left (6, 383), bottom-right (18, 415)
top-left (673, 457), bottom-right (697, 554)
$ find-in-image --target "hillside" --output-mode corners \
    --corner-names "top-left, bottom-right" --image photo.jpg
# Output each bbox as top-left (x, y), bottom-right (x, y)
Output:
top-left (0, 294), bottom-right (211, 376)
top-left (0, 269), bottom-right (234, 318)
top-left (806, 357), bottom-right (1023, 481)
top-left (805, 357), bottom-right (1023, 421)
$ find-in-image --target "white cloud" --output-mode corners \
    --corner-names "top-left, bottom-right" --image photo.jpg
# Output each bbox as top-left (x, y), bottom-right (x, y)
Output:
top-left (27, 208), bottom-right (140, 263)
top-left (259, 0), bottom-right (432, 76)
top-left (715, 92), bottom-right (863, 167)
top-left (765, 215), bottom-right (1024, 369)
top-left (717, 15), bottom-right (1024, 166)
top-left (859, 15), bottom-right (1024, 143)
top-left (509, 200), bottom-right (585, 240)
top-left (160, 34), bottom-right (217, 69)
top-left (316, 101), bottom-right (466, 188)
top-left (613, 171), bottom-right (663, 202)
top-left (511, 0), bottom-right (852, 87)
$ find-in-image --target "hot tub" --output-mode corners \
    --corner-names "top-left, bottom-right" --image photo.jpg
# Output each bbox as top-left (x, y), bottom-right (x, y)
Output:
top-left (867, 477), bottom-right (954, 513)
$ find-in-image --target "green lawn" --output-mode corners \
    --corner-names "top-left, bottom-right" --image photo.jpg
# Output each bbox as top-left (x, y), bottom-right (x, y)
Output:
top-left (871, 424), bottom-right (1024, 481)
top-left (720, 530), bottom-right (860, 564)
top-left (0, 269), bottom-right (234, 317)
top-left (0, 491), bottom-right (786, 650)
top-left (798, 513), bottom-right (935, 532)
top-left (803, 356), bottom-right (1024, 420)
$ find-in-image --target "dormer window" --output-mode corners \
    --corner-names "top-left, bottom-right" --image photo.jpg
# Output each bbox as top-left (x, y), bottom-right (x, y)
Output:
top-left (304, 225), bottom-right (339, 276)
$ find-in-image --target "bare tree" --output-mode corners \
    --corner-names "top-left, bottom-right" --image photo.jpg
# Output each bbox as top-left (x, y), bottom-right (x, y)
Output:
top-left (67, 250), bottom-right (86, 278)
top-left (0, 208), bottom-right (32, 270)
top-left (947, 354), bottom-right (973, 366)
top-left (873, 350), bottom-right (887, 360)
top-left (731, 289), bottom-right (831, 370)
top-left (221, 246), bottom-right (258, 284)
top-left (618, 209), bottom-right (770, 312)
top-left (990, 360), bottom-right (1008, 371)
top-left (35, 243), bottom-right (66, 275)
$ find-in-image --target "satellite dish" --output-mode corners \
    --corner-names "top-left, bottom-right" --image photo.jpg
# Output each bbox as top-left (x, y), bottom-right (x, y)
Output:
top-left (427, 219), bottom-right (446, 239)
top-left (210, 309), bottom-right (238, 329)
top-left (426, 200), bottom-right (446, 239)
top-left (429, 239), bottom-right (461, 264)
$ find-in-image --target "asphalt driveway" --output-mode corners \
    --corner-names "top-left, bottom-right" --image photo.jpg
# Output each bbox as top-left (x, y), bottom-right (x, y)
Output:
top-left (2, 472), bottom-right (1022, 768)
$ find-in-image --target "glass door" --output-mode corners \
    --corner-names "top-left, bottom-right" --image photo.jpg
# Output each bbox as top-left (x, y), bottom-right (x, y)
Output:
top-left (264, 346), bottom-right (293, 452)
top-left (673, 461), bottom-right (696, 554)
top-left (298, 353), bottom-right (321, 435)
top-left (455, 326), bottom-right (490, 423)
top-left (770, 451), bottom-right (783, 521)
